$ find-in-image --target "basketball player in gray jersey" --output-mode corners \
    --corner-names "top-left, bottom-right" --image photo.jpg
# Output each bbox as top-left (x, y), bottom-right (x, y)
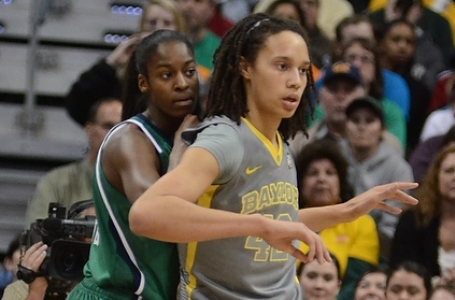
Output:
top-left (129, 14), bottom-right (419, 300)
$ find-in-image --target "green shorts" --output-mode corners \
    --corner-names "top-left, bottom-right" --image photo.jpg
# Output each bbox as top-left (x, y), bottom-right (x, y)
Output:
top-left (67, 277), bottom-right (142, 300)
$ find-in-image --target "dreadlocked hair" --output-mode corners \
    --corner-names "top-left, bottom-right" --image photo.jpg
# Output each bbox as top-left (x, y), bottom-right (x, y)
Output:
top-left (121, 29), bottom-right (194, 120)
top-left (206, 13), bottom-right (315, 141)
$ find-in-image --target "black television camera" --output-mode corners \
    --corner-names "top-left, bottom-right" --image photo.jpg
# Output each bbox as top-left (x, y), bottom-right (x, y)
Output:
top-left (18, 201), bottom-right (96, 288)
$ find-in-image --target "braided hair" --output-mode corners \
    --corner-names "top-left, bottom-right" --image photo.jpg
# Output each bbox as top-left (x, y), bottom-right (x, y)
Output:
top-left (206, 13), bottom-right (315, 140)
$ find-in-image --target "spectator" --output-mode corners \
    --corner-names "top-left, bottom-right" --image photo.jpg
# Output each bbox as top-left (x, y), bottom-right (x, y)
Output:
top-left (390, 144), bottom-right (455, 279)
top-left (354, 269), bottom-right (387, 300)
top-left (296, 140), bottom-right (380, 300)
top-left (299, 254), bottom-right (342, 300)
top-left (385, 261), bottom-right (432, 300)
top-left (65, 0), bottom-right (187, 127)
top-left (289, 61), bottom-right (404, 157)
top-left (369, 0), bottom-right (453, 65)
top-left (333, 15), bottom-right (411, 118)
top-left (378, 19), bottom-right (431, 154)
top-left (176, 0), bottom-right (220, 71)
top-left (340, 97), bottom-right (414, 250)
top-left (25, 98), bottom-right (122, 226)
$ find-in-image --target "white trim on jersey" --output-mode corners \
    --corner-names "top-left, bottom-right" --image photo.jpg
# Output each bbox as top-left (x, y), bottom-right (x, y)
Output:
top-left (92, 118), bottom-right (164, 299)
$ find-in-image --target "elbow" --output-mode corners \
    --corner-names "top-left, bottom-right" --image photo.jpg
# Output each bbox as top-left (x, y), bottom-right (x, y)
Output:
top-left (129, 203), bottom-right (146, 237)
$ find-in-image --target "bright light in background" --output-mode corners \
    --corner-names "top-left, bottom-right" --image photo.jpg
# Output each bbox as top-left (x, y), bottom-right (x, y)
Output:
top-left (110, 4), bottom-right (142, 16)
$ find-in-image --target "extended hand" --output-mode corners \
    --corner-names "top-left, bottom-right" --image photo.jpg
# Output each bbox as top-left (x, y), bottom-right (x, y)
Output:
top-left (345, 182), bottom-right (418, 219)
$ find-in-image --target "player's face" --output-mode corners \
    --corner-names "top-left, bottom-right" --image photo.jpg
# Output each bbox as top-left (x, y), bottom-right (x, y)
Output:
top-left (139, 41), bottom-right (199, 120)
top-left (438, 153), bottom-right (455, 201)
top-left (241, 30), bottom-right (310, 121)
top-left (300, 259), bottom-right (340, 300)
top-left (301, 159), bottom-right (340, 207)
top-left (354, 272), bottom-right (386, 300)
top-left (385, 270), bottom-right (427, 300)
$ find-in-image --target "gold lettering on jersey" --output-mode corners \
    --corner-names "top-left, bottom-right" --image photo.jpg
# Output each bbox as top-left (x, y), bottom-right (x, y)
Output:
top-left (240, 182), bottom-right (298, 214)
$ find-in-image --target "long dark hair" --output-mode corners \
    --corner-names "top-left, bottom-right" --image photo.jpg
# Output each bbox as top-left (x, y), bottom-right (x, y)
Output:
top-left (206, 13), bottom-right (315, 140)
top-left (121, 30), bottom-right (194, 120)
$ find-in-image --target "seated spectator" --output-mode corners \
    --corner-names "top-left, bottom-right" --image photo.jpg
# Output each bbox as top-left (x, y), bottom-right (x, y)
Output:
top-left (385, 261), bottom-right (432, 300)
top-left (409, 124), bottom-right (455, 183)
top-left (298, 254), bottom-right (342, 300)
top-left (339, 97), bottom-right (414, 248)
top-left (390, 144), bottom-right (455, 279)
top-left (332, 15), bottom-right (411, 119)
top-left (25, 98), bottom-right (122, 226)
top-left (429, 283), bottom-right (455, 300)
top-left (420, 81), bottom-right (455, 142)
top-left (354, 268), bottom-right (387, 300)
top-left (296, 140), bottom-right (380, 300)
top-left (289, 61), bottom-right (404, 157)
top-left (369, 0), bottom-right (453, 65)
top-left (65, 0), bottom-right (187, 127)
top-left (378, 19), bottom-right (431, 154)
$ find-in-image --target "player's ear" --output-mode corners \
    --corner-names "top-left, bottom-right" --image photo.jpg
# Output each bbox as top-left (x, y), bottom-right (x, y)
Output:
top-left (138, 74), bottom-right (149, 93)
top-left (239, 56), bottom-right (252, 80)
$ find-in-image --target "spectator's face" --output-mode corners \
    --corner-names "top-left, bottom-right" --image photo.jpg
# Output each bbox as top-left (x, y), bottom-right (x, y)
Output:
top-left (271, 3), bottom-right (301, 24)
top-left (343, 42), bottom-right (376, 87)
top-left (319, 77), bottom-right (365, 125)
top-left (177, 0), bottom-right (214, 32)
top-left (341, 22), bottom-right (374, 43)
top-left (438, 153), bottom-right (455, 201)
top-left (85, 100), bottom-right (122, 154)
top-left (299, 0), bottom-right (318, 29)
top-left (299, 259), bottom-right (340, 300)
top-left (385, 270), bottom-right (427, 300)
top-left (381, 22), bottom-right (415, 68)
top-left (346, 107), bottom-right (383, 152)
top-left (141, 4), bottom-right (178, 32)
top-left (301, 159), bottom-right (340, 207)
top-left (354, 272), bottom-right (386, 300)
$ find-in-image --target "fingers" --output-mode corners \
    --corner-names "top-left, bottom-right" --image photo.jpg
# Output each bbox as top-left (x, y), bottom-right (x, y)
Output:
top-left (22, 242), bottom-right (47, 271)
top-left (390, 182), bottom-right (418, 190)
top-left (376, 201), bottom-right (403, 214)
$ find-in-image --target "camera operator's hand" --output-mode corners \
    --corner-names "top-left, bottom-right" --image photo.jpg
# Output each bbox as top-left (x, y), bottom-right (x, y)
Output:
top-left (21, 242), bottom-right (48, 300)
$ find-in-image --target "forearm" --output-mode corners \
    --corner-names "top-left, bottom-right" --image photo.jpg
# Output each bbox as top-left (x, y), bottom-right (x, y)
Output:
top-left (298, 203), bottom-right (354, 232)
top-left (129, 196), bottom-right (267, 243)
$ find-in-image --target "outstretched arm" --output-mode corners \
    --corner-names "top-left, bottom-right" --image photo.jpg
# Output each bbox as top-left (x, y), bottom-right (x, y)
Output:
top-left (129, 147), bottom-right (331, 263)
top-left (299, 182), bottom-right (418, 232)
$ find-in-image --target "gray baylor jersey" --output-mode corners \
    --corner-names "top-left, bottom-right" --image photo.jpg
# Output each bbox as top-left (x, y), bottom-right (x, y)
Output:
top-left (179, 116), bottom-right (301, 300)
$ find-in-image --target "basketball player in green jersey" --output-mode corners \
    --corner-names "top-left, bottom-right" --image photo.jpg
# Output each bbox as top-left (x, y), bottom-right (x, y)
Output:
top-left (129, 14), bottom-right (419, 300)
top-left (67, 30), bottom-right (200, 300)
